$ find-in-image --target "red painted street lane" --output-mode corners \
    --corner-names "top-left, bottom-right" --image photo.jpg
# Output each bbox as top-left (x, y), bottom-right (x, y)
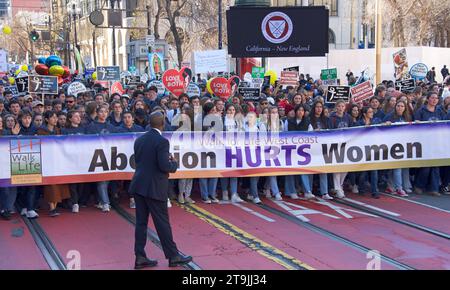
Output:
top-left (35, 207), bottom-right (174, 270)
top-left (119, 201), bottom-right (285, 270)
top-left (0, 216), bottom-right (49, 270)
top-left (343, 193), bottom-right (450, 235)
top-left (192, 200), bottom-right (398, 270)
top-left (264, 198), bottom-right (450, 269)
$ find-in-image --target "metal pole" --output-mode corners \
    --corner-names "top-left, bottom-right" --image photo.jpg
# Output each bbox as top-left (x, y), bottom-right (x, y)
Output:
top-left (218, 0), bottom-right (222, 50)
top-left (111, 0), bottom-right (117, 66)
top-left (375, 0), bottom-right (382, 84)
top-left (147, 5), bottom-right (151, 35)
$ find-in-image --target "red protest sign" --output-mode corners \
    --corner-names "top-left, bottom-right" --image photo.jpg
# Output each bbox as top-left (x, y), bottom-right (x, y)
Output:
top-left (210, 77), bottom-right (231, 99)
top-left (162, 69), bottom-right (189, 97)
top-left (280, 71), bottom-right (299, 86)
top-left (110, 82), bottom-right (124, 95)
top-left (351, 81), bottom-right (373, 104)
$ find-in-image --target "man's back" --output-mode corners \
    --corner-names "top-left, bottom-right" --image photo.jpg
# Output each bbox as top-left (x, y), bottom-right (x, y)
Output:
top-left (129, 129), bottom-right (177, 201)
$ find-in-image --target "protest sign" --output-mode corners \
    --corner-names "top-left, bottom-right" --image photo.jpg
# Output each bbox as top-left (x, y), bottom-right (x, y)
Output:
top-left (186, 82), bottom-right (201, 97)
top-left (280, 71), bottom-right (299, 86)
top-left (28, 75), bottom-right (58, 94)
top-left (148, 80), bottom-right (166, 95)
top-left (409, 63), bottom-right (428, 81)
top-left (111, 82), bottom-right (124, 95)
top-left (326, 86), bottom-right (350, 103)
top-left (194, 50), bottom-right (228, 74)
top-left (395, 78), bottom-right (416, 93)
top-left (96, 66), bottom-right (120, 81)
top-left (252, 67), bottom-right (265, 79)
top-left (15, 77), bottom-right (28, 94)
top-left (67, 81), bottom-right (87, 97)
top-left (5, 85), bottom-right (19, 97)
top-left (350, 81), bottom-right (373, 103)
top-left (238, 87), bottom-right (260, 101)
top-left (393, 48), bottom-right (409, 80)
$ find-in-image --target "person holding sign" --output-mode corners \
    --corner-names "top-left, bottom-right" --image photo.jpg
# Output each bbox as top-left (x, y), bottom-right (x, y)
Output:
top-left (329, 100), bottom-right (352, 199)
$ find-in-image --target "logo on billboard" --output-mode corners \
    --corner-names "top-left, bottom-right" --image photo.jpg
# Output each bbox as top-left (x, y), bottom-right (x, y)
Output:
top-left (261, 12), bottom-right (293, 44)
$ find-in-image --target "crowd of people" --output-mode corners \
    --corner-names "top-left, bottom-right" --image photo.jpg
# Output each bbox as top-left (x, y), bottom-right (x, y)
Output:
top-left (0, 71), bottom-right (450, 220)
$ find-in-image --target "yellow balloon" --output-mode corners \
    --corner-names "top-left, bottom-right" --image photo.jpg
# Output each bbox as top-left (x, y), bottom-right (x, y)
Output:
top-left (264, 70), bottom-right (278, 86)
top-left (2, 25), bottom-right (12, 35)
top-left (8, 77), bottom-right (15, 85)
top-left (206, 78), bottom-right (214, 94)
top-left (15, 69), bottom-right (21, 75)
top-left (49, 65), bottom-right (64, 77)
top-left (21, 65), bottom-right (28, 72)
top-left (92, 71), bottom-right (97, 80)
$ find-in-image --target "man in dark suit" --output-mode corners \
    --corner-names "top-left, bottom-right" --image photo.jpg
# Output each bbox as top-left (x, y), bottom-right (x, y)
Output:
top-left (130, 112), bottom-right (192, 269)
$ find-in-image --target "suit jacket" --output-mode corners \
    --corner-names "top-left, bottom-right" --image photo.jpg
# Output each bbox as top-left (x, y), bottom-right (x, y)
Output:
top-left (129, 128), bottom-right (178, 201)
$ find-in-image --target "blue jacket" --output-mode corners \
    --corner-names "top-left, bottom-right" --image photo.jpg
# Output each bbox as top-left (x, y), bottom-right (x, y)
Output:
top-left (446, 111), bottom-right (450, 120)
top-left (18, 125), bottom-right (38, 136)
top-left (107, 114), bottom-right (124, 127)
top-left (414, 106), bottom-right (446, 121)
top-left (62, 126), bottom-right (86, 135)
top-left (118, 124), bottom-right (145, 133)
top-left (383, 112), bottom-right (408, 123)
top-left (85, 121), bottom-right (117, 135)
top-left (329, 112), bottom-right (352, 129)
top-left (356, 117), bottom-right (381, 126)
top-left (373, 109), bottom-right (385, 121)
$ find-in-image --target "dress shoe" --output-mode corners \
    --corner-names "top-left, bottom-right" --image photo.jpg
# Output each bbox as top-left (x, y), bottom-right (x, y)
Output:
top-left (169, 254), bottom-right (193, 267)
top-left (134, 256), bottom-right (158, 269)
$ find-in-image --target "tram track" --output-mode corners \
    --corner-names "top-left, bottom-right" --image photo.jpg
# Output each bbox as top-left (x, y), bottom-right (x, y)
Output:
top-left (332, 198), bottom-right (450, 241)
top-left (256, 203), bottom-right (416, 270)
top-left (18, 207), bottom-right (66, 270)
top-left (111, 202), bottom-right (202, 270)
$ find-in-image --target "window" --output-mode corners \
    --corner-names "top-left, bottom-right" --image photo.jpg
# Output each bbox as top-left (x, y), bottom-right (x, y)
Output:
top-left (328, 29), bottom-right (335, 44)
top-left (311, 0), bottom-right (338, 16)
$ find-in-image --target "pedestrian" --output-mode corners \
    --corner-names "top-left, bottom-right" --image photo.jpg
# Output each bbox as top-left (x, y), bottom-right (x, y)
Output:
top-left (130, 112), bottom-right (192, 269)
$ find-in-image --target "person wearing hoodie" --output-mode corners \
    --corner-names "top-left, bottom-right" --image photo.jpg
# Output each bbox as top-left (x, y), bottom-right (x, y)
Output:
top-left (382, 101), bottom-right (413, 198)
top-left (309, 100), bottom-right (332, 199)
top-left (220, 103), bottom-right (244, 203)
top-left (413, 92), bottom-right (446, 196)
top-left (37, 111), bottom-right (71, 217)
top-left (329, 100), bottom-right (352, 199)
top-left (107, 100), bottom-right (124, 127)
top-left (9, 110), bottom-right (39, 219)
top-left (369, 96), bottom-right (385, 121)
top-left (355, 107), bottom-right (382, 198)
top-left (85, 106), bottom-right (118, 211)
top-left (285, 105), bottom-right (333, 200)
top-left (63, 111), bottom-right (87, 213)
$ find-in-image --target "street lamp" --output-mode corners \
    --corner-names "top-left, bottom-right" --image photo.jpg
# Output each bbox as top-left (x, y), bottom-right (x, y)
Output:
top-left (67, 1), bottom-right (81, 52)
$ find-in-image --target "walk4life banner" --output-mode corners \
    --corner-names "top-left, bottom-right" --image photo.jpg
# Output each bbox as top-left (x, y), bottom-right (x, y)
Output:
top-left (0, 122), bottom-right (449, 187)
top-left (227, 7), bottom-right (328, 58)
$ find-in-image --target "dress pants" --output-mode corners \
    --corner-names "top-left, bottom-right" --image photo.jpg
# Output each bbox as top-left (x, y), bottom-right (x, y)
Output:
top-left (134, 193), bottom-right (179, 259)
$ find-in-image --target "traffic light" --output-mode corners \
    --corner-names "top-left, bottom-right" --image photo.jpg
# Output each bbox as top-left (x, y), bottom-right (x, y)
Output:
top-left (29, 30), bottom-right (39, 42)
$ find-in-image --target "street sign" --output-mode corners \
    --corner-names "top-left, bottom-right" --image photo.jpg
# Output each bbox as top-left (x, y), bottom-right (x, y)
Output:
top-left (238, 87), bottom-right (260, 101)
top-left (96, 66), bottom-right (120, 81)
top-left (321, 68), bottom-right (337, 81)
top-left (28, 75), bottom-right (58, 95)
top-left (395, 78), bottom-right (416, 93)
top-left (326, 86), bottom-right (350, 103)
top-left (146, 35), bottom-right (155, 51)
